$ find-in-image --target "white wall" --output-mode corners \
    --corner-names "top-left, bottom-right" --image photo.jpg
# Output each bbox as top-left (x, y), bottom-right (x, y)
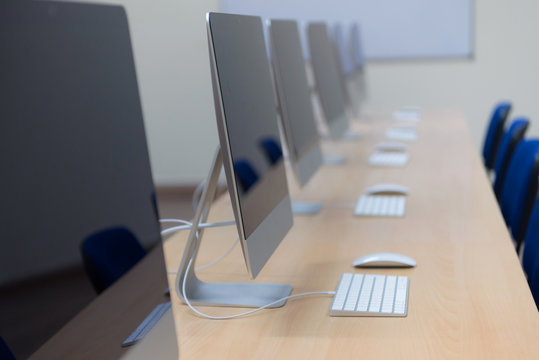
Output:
top-left (82, 0), bottom-right (221, 186)
top-left (2, 0), bottom-right (222, 284)
top-left (362, 0), bottom-right (539, 148)
top-left (77, 0), bottom-right (539, 186)
top-left (139, 0), bottom-right (539, 185)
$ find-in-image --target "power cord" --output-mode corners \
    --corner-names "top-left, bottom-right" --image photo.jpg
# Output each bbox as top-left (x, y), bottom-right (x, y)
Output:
top-left (161, 218), bottom-right (336, 319)
top-left (160, 218), bottom-right (238, 272)
top-left (181, 255), bottom-right (335, 320)
top-left (160, 219), bottom-right (235, 236)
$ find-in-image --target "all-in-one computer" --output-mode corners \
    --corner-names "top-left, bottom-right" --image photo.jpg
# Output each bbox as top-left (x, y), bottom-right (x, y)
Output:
top-left (175, 12), bottom-right (295, 309)
top-left (268, 19), bottom-right (325, 214)
top-left (307, 22), bottom-right (350, 140)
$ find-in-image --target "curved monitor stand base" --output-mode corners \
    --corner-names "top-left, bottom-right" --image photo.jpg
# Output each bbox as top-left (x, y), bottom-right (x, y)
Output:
top-left (292, 201), bottom-right (323, 215)
top-left (323, 155), bottom-right (347, 165)
top-left (341, 130), bottom-right (361, 141)
top-left (175, 147), bottom-right (292, 308)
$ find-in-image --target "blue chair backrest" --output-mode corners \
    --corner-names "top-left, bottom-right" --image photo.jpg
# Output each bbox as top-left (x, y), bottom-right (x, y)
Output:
top-left (482, 102), bottom-right (511, 169)
top-left (522, 198), bottom-right (539, 278)
top-left (0, 337), bottom-right (15, 360)
top-left (523, 200), bottom-right (539, 309)
top-left (259, 138), bottom-right (283, 165)
top-left (493, 118), bottom-right (529, 199)
top-left (500, 139), bottom-right (539, 249)
top-left (233, 160), bottom-right (259, 193)
top-left (81, 227), bottom-right (147, 293)
top-left (529, 260), bottom-right (539, 309)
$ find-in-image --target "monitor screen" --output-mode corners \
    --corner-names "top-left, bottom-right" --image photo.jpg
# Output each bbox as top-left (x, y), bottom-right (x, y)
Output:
top-left (269, 19), bottom-right (323, 187)
top-left (0, 1), bottom-right (161, 284)
top-left (333, 24), bottom-right (355, 78)
top-left (207, 13), bottom-right (293, 278)
top-left (307, 22), bottom-right (349, 138)
top-left (350, 23), bottom-right (366, 71)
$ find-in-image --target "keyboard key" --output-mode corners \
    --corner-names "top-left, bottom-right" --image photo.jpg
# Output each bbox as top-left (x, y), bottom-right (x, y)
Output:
top-left (355, 195), bottom-right (407, 217)
top-left (344, 274), bottom-right (364, 311)
top-left (356, 275), bottom-right (374, 312)
top-left (331, 273), bottom-right (353, 311)
top-left (368, 275), bottom-right (386, 312)
top-left (368, 152), bottom-right (409, 167)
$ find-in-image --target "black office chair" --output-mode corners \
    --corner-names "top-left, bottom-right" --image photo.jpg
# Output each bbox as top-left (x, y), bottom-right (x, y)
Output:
top-left (0, 337), bottom-right (15, 360)
top-left (482, 102), bottom-right (512, 170)
top-left (81, 227), bottom-right (147, 293)
top-left (493, 117), bottom-right (529, 200)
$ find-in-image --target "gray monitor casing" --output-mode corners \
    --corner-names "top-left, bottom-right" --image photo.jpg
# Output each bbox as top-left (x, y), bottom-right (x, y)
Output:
top-left (206, 13), bottom-right (293, 279)
top-left (0, 1), bottom-right (162, 283)
top-left (307, 22), bottom-right (349, 139)
top-left (268, 19), bottom-right (323, 187)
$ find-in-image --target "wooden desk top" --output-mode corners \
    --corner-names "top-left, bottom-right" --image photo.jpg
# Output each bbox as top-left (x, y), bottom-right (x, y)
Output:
top-left (32, 110), bottom-right (539, 359)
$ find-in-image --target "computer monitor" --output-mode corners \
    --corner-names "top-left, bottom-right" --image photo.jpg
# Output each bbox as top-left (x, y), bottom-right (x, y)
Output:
top-left (268, 19), bottom-right (323, 188)
top-left (0, 0), bottom-right (163, 283)
top-left (307, 22), bottom-right (349, 139)
top-left (333, 23), bottom-right (362, 117)
top-left (1, 2), bottom-right (178, 353)
top-left (350, 23), bottom-right (368, 101)
top-left (175, 12), bottom-right (293, 308)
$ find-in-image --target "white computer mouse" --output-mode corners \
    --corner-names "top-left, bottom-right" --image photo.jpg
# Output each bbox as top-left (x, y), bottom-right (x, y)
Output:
top-left (353, 252), bottom-right (416, 268)
top-left (365, 183), bottom-right (409, 195)
top-left (376, 142), bottom-right (408, 152)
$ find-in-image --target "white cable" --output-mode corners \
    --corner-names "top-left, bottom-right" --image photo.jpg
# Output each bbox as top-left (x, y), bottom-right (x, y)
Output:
top-left (166, 236), bottom-right (240, 273)
top-left (195, 237), bottom-right (240, 270)
top-left (160, 219), bottom-right (235, 236)
top-left (180, 256), bottom-right (336, 320)
top-left (160, 219), bottom-right (192, 225)
top-left (160, 218), bottom-right (238, 271)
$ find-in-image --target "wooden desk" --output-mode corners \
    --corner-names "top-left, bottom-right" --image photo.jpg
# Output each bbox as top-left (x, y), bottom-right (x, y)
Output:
top-left (32, 111), bottom-right (539, 359)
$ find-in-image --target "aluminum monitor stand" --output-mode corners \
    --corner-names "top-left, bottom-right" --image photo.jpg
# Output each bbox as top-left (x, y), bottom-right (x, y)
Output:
top-left (175, 148), bottom-right (292, 308)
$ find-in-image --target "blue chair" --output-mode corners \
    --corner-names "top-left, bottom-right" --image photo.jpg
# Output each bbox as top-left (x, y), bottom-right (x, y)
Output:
top-left (522, 199), bottom-right (539, 277)
top-left (81, 227), bottom-right (147, 293)
top-left (0, 337), bottom-right (15, 360)
top-left (500, 139), bottom-right (539, 250)
top-left (529, 261), bottom-right (539, 309)
top-left (233, 160), bottom-right (259, 192)
top-left (521, 199), bottom-right (539, 308)
top-left (482, 102), bottom-right (511, 169)
top-left (259, 138), bottom-right (283, 165)
top-left (493, 117), bottom-right (529, 199)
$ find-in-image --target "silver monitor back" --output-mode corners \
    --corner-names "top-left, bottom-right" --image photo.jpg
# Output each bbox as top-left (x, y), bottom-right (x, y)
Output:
top-left (350, 23), bottom-right (368, 101)
top-left (268, 19), bottom-right (323, 187)
top-left (350, 23), bottom-right (366, 72)
top-left (334, 23), bottom-right (363, 117)
top-left (307, 22), bottom-right (349, 139)
top-left (207, 13), bottom-right (293, 279)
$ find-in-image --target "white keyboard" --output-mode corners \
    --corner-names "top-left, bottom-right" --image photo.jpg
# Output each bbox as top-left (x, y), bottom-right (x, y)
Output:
top-left (386, 128), bottom-right (417, 141)
top-left (330, 273), bottom-right (409, 317)
top-left (393, 110), bottom-right (421, 122)
top-left (369, 152), bottom-right (409, 167)
top-left (354, 195), bottom-right (406, 217)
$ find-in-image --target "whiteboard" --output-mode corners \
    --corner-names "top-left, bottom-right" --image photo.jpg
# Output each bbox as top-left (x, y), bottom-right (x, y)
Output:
top-left (221, 0), bottom-right (474, 60)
